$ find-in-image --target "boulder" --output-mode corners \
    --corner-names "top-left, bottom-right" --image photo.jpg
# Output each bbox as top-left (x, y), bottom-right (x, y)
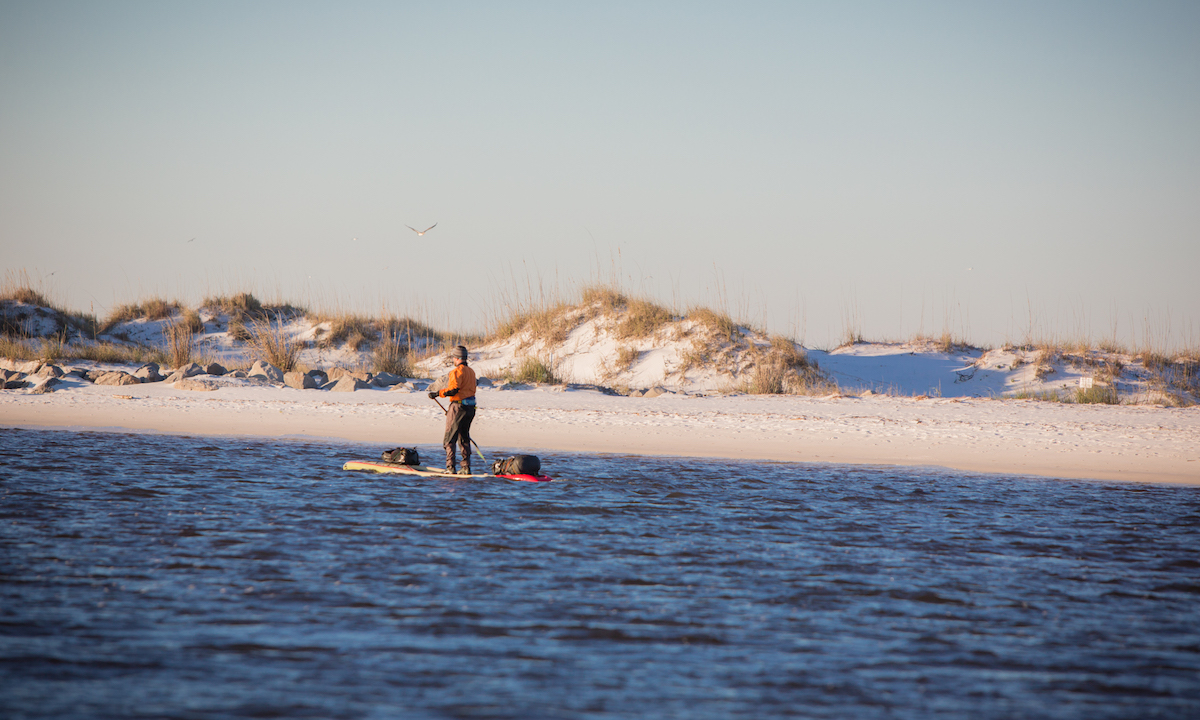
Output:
top-left (476, 376), bottom-right (494, 388)
top-left (35, 364), bottom-right (64, 379)
top-left (28, 377), bottom-right (63, 394)
top-left (249, 360), bottom-right (284, 384)
top-left (284, 371), bottom-right (317, 390)
top-left (643, 387), bottom-right (670, 398)
top-left (3, 374), bottom-right (29, 390)
top-left (329, 375), bottom-right (369, 392)
top-left (176, 377), bottom-right (221, 392)
top-left (227, 369), bottom-right (249, 379)
top-left (94, 371), bottom-right (139, 386)
top-left (165, 363), bottom-right (205, 383)
top-left (307, 369), bottom-right (328, 385)
top-left (205, 362), bottom-right (228, 376)
top-left (0, 359), bottom-right (41, 374)
top-left (371, 371), bottom-right (404, 387)
top-left (133, 363), bottom-right (163, 383)
top-left (327, 367), bottom-right (373, 383)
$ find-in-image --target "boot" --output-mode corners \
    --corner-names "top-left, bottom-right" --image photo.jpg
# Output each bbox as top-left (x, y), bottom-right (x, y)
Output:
top-left (445, 446), bottom-right (456, 475)
top-left (460, 445), bottom-right (471, 475)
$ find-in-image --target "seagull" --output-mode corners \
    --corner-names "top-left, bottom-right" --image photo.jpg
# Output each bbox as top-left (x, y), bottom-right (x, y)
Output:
top-left (406, 223), bottom-right (437, 236)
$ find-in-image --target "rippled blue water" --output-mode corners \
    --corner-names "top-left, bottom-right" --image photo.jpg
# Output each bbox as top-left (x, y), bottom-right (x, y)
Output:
top-left (1, 428), bottom-right (1198, 719)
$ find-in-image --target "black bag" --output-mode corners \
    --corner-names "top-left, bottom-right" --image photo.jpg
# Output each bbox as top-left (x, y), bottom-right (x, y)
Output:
top-left (382, 447), bottom-right (420, 465)
top-left (491, 454), bottom-right (541, 476)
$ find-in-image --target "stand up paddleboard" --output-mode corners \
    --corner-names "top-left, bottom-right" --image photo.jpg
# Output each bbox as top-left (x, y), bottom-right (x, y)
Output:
top-left (343, 460), bottom-right (553, 483)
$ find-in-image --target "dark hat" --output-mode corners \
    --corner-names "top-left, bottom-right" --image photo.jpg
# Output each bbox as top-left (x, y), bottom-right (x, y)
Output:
top-left (452, 345), bottom-right (468, 360)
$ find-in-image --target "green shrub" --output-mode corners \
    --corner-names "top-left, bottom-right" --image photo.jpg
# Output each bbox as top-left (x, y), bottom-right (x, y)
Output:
top-left (503, 357), bottom-right (560, 384)
top-left (1075, 385), bottom-right (1119, 404)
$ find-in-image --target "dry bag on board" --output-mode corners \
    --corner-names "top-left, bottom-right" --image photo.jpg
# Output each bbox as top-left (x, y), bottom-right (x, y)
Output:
top-left (382, 447), bottom-right (420, 465)
top-left (491, 455), bottom-right (541, 476)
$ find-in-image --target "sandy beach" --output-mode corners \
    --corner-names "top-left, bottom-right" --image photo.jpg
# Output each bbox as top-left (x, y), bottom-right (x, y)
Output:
top-left (5, 375), bottom-right (1197, 485)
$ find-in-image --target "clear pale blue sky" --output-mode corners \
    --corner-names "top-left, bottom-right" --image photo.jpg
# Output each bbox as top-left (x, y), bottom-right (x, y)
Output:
top-left (3, 1), bottom-right (1198, 349)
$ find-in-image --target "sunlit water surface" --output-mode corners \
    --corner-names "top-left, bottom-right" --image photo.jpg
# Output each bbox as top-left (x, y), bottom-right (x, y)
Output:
top-left (1, 428), bottom-right (1198, 719)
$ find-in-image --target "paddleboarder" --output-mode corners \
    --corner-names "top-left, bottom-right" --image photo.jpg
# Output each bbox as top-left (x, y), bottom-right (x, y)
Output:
top-left (429, 345), bottom-right (477, 474)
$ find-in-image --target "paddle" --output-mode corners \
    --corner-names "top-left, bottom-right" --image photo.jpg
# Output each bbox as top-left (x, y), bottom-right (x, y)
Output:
top-left (431, 395), bottom-right (486, 462)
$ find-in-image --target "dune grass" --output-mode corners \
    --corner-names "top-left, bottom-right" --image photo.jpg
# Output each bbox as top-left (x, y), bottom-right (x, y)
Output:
top-left (502, 356), bottom-right (560, 385)
top-left (247, 317), bottom-right (301, 372)
top-left (740, 336), bottom-right (832, 395)
top-left (373, 331), bottom-right (413, 376)
top-left (5, 279), bottom-right (1198, 406)
top-left (163, 319), bottom-right (196, 367)
top-left (688, 307), bottom-right (740, 343)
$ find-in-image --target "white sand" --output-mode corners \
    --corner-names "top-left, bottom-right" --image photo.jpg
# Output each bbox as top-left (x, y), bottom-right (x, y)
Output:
top-left (4, 376), bottom-right (1197, 485)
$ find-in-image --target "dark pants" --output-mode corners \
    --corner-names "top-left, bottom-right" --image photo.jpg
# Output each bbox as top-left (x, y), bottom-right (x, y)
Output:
top-left (443, 402), bottom-right (476, 472)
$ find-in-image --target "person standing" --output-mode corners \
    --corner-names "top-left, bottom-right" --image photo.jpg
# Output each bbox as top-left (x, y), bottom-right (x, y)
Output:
top-left (429, 345), bottom-right (477, 474)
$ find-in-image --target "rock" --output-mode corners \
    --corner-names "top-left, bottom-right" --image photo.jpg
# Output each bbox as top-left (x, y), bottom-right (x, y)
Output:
top-left (249, 360), bottom-right (284, 384)
top-left (476, 376), bottom-right (494, 388)
top-left (327, 367), bottom-right (373, 383)
top-left (133, 363), bottom-right (163, 383)
top-left (94, 371), bottom-right (139, 386)
top-left (205, 362), bottom-right (228, 376)
top-left (28, 377), bottom-right (63, 394)
top-left (228, 369), bottom-right (249, 378)
top-left (284, 371), bottom-right (317, 390)
top-left (165, 363), bottom-right (205, 383)
top-left (2, 359), bottom-right (42, 375)
top-left (372, 371), bottom-right (404, 387)
top-left (643, 387), bottom-right (669, 398)
top-left (176, 377), bottom-right (221, 392)
top-left (3, 377), bottom-right (29, 390)
top-left (35, 364), bottom-right (64, 379)
top-left (329, 375), bottom-right (369, 392)
top-left (627, 389), bottom-right (645, 397)
top-left (307, 369), bottom-right (328, 385)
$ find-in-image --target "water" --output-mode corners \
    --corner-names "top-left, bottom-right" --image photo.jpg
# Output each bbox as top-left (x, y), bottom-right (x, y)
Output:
top-left (2, 428), bottom-right (1198, 719)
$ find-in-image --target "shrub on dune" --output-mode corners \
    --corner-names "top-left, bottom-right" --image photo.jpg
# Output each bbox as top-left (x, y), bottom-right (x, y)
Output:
top-left (503, 356), bottom-right (560, 385)
top-left (248, 317), bottom-right (300, 372)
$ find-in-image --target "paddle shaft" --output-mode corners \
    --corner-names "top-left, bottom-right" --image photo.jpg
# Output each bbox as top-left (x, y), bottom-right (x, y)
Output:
top-left (432, 395), bottom-right (486, 461)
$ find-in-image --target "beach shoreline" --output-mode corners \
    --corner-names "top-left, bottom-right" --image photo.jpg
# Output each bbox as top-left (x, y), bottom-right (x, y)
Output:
top-left (5, 379), bottom-right (1197, 485)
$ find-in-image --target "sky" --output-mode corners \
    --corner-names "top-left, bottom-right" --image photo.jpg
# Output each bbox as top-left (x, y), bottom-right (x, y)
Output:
top-left (2, 1), bottom-right (1198, 349)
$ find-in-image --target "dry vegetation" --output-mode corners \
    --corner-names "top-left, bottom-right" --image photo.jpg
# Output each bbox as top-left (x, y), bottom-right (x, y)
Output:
top-left (247, 318), bottom-right (301, 372)
top-left (501, 356), bottom-right (560, 385)
top-left (3, 278), bottom-right (1199, 404)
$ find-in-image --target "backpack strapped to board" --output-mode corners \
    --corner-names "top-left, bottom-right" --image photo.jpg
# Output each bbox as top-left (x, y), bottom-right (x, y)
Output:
top-left (382, 447), bottom-right (420, 465)
top-left (491, 455), bottom-right (541, 476)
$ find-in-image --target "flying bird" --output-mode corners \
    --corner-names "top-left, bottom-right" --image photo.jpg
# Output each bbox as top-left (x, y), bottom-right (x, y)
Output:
top-left (407, 223), bottom-right (437, 236)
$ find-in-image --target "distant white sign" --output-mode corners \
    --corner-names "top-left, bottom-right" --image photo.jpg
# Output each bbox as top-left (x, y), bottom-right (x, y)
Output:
top-left (1079, 377), bottom-right (1094, 389)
